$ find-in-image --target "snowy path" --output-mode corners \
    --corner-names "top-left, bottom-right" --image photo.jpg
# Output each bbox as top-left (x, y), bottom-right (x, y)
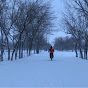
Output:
top-left (0, 51), bottom-right (88, 87)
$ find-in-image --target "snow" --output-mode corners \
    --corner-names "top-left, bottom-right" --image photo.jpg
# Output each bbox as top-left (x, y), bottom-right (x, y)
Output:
top-left (0, 51), bottom-right (88, 87)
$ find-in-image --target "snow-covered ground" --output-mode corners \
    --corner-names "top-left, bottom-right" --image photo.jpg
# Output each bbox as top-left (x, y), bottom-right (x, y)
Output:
top-left (0, 50), bottom-right (88, 87)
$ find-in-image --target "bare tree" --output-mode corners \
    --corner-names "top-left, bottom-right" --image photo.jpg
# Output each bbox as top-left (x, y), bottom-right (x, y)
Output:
top-left (0, 0), bottom-right (53, 61)
top-left (10, 0), bottom-right (53, 60)
top-left (61, 0), bottom-right (87, 59)
top-left (0, 0), bottom-right (7, 61)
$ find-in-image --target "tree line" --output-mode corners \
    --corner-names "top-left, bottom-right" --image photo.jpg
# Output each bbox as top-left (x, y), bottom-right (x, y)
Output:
top-left (54, 36), bottom-right (75, 51)
top-left (61, 0), bottom-right (88, 60)
top-left (0, 0), bottom-right (53, 61)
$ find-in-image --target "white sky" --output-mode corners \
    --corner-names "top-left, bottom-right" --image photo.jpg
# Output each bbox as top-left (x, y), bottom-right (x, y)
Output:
top-left (47, 0), bottom-right (71, 45)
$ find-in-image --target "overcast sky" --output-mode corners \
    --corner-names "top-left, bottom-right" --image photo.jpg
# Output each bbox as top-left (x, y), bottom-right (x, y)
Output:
top-left (47, 0), bottom-right (71, 45)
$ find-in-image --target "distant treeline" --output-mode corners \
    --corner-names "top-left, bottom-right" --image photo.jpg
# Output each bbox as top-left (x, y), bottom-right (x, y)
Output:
top-left (54, 36), bottom-right (75, 51)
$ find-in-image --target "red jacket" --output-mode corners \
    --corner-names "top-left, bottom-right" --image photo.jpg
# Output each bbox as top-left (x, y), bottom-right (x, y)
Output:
top-left (49, 48), bottom-right (54, 53)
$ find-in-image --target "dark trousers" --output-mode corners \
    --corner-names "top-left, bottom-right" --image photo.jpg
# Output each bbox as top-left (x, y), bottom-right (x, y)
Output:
top-left (50, 53), bottom-right (53, 58)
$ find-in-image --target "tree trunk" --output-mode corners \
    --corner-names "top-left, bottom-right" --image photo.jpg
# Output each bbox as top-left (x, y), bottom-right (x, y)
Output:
top-left (15, 50), bottom-right (17, 60)
top-left (75, 43), bottom-right (78, 57)
top-left (27, 47), bottom-right (28, 56)
top-left (11, 42), bottom-right (19, 61)
top-left (29, 40), bottom-right (33, 56)
top-left (19, 40), bottom-right (21, 59)
top-left (34, 45), bottom-right (35, 54)
top-left (36, 49), bottom-right (39, 54)
top-left (0, 30), bottom-right (4, 61)
top-left (6, 37), bottom-right (10, 61)
top-left (84, 42), bottom-right (87, 60)
top-left (80, 48), bottom-right (83, 59)
top-left (15, 46), bottom-right (18, 60)
top-left (29, 48), bottom-right (31, 56)
top-left (36, 45), bottom-right (39, 54)
top-left (85, 49), bottom-right (87, 60)
top-left (85, 42), bottom-right (87, 60)
top-left (8, 47), bottom-right (10, 61)
top-left (11, 49), bottom-right (15, 61)
top-left (21, 42), bottom-right (23, 58)
top-left (84, 48), bottom-right (86, 59)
